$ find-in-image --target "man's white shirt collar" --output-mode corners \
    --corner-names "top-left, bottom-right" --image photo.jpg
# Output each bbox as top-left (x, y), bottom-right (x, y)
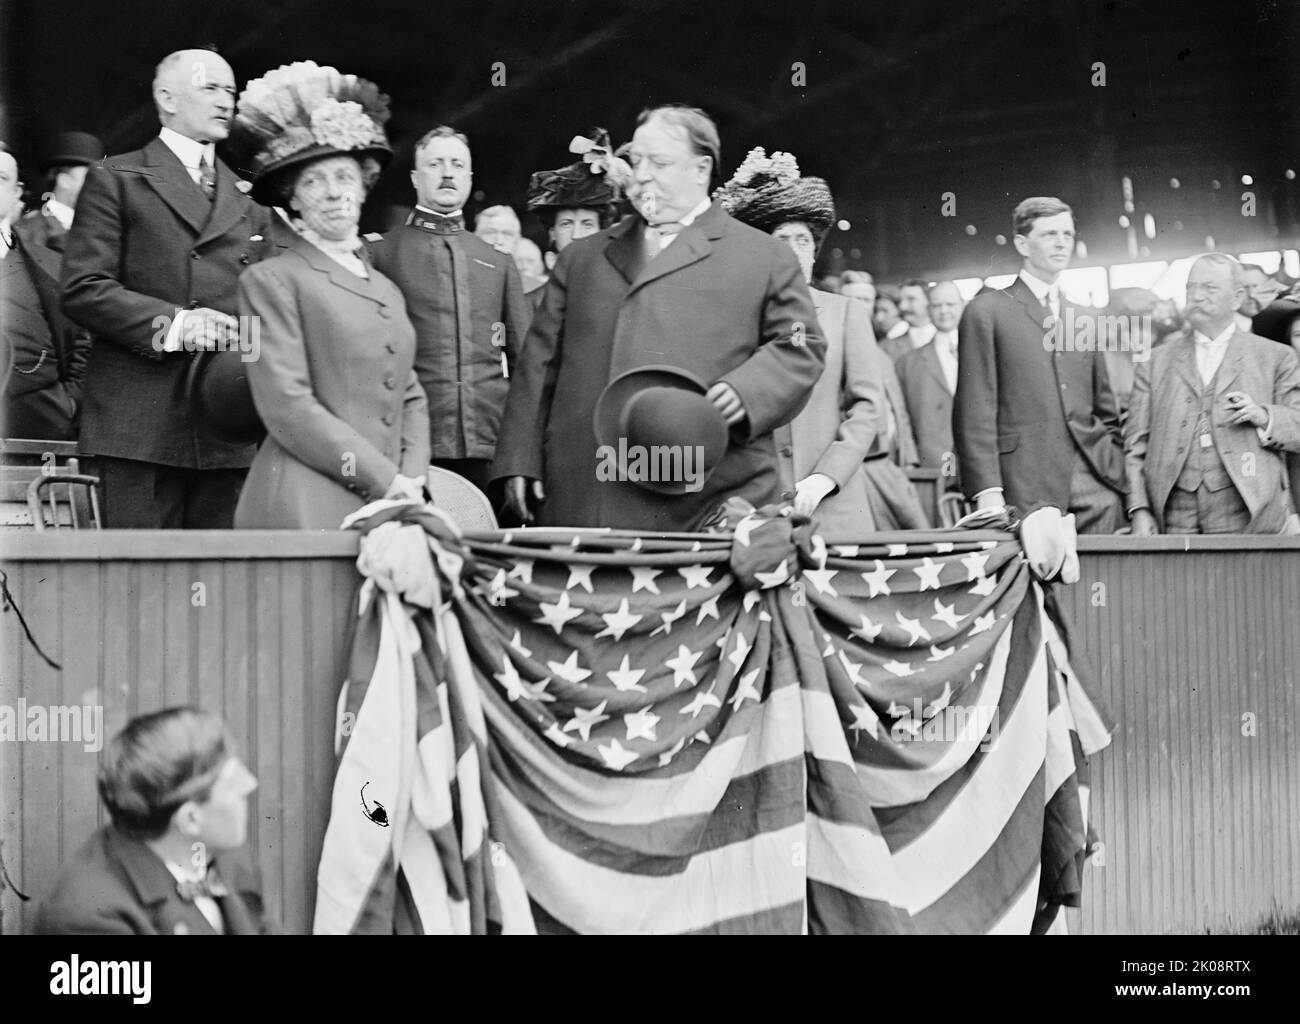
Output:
top-left (159, 127), bottom-right (215, 184)
top-left (677, 197), bottom-right (711, 227)
top-left (1018, 268), bottom-right (1059, 306)
top-left (654, 197), bottom-right (711, 249)
top-left (1193, 323), bottom-right (1236, 348)
top-left (416, 205), bottom-right (463, 219)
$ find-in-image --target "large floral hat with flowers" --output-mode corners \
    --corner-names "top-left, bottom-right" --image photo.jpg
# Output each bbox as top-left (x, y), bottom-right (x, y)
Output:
top-left (227, 61), bottom-right (392, 206)
top-left (713, 147), bottom-right (836, 248)
top-left (526, 128), bottom-right (632, 224)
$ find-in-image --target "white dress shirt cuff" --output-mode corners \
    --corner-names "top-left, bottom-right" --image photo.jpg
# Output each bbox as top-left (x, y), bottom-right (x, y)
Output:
top-left (1256, 408), bottom-right (1274, 446)
top-left (161, 309), bottom-right (189, 353)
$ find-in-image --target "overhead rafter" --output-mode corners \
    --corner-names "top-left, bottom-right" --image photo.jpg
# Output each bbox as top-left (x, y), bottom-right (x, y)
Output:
top-left (430, 0), bottom-right (683, 126)
top-left (747, 0), bottom-right (1040, 133)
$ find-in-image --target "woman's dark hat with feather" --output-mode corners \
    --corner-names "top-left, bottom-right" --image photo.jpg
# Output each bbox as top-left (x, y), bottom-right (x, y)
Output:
top-left (527, 129), bottom-right (631, 221)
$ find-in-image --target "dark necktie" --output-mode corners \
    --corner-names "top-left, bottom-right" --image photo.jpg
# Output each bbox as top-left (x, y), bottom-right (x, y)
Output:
top-left (198, 156), bottom-right (216, 202)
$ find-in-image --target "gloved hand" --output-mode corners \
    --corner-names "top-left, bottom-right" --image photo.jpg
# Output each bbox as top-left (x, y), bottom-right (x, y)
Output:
top-left (1019, 506), bottom-right (1079, 584)
top-left (384, 473), bottom-right (426, 503)
top-left (793, 473), bottom-right (836, 518)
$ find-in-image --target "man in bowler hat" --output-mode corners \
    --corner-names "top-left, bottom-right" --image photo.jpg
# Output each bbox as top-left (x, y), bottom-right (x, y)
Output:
top-left (18, 131), bottom-right (103, 254)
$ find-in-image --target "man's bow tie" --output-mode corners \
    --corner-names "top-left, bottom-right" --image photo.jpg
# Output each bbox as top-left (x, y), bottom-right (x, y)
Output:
top-left (409, 211), bottom-right (463, 235)
top-left (176, 866), bottom-right (229, 903)
top-left (645, 219), bottom-right (684, 237)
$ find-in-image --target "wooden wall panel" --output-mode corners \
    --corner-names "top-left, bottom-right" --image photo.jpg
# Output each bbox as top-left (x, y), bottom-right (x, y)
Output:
top-left (2, 532), bottom-right (1297, 934)
top-left (1060, 543), bottom-right (1300, 934)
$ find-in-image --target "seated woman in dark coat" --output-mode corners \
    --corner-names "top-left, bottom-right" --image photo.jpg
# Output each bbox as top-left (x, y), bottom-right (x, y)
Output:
top-left (227, 62), bottom-right (430, 529)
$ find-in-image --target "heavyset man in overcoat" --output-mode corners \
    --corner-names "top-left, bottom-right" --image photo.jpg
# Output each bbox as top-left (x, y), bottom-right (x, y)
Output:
top-left (492, 105), bottom-right (826, 531)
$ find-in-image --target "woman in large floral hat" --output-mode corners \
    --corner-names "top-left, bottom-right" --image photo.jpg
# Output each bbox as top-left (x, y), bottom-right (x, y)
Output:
top-left (716, 148), bottom-right (928, 535)
top-left (227, 62), bottom-right (430, 529)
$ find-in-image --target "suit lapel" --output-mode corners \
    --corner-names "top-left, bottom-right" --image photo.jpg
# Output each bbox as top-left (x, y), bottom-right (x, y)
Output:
top-left (1214, 332), bottom-right (1248, 395)
top-left (12, 234), bottom-right (68, 351)
top-left (292, 235), bottom-right (384, 305)
top-left (1005, 276), bottom-right (1052, 331)
top-left (629, 202), bottom-right (726, 292)
top-left (194, 158), bottom-right (246, 247)
top-left (603, 214), bottom-right (644, 285)
top-left (1170, 334), bottom-right (1202, 396)
top-left (921, 339), bottom-right (950, 395)
top-left (211, 862), bottom-right (259, 934)
top-left (106, 826), bottom-right (218, 935)
top-left (140, 137), bottom-right (210, 236)
top-left (631, 227), bottom-right (711, 291)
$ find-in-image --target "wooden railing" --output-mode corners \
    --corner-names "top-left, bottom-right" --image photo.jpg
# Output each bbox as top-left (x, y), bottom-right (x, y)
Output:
top-left (2, 531), bottom-right (1298, 934)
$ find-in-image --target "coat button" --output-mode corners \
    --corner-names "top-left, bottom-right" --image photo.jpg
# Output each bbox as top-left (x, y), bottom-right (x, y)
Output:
top-left (382, 413), bottom-right (395, 426)
top-left (781, 446), bottom-right (793, 457)
top-left (384, 377), bottom-right (396, 389)
top-left (240, 254), bottom-right (251, 265)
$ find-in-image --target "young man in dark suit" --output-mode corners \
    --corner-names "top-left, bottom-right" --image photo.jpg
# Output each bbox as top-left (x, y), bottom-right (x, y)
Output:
top-left (954, 196), bottom-right (1126, 532)
top-left (60, 48), bottom-right (276, 527)
top-left (35, 707), bottom-right (279, 935)
top-left (368, 127), bottom-right (531, 496)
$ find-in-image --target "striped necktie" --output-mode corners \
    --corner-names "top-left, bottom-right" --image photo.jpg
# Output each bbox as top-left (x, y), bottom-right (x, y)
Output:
top-left (198, 156), bottom-right (216, 201)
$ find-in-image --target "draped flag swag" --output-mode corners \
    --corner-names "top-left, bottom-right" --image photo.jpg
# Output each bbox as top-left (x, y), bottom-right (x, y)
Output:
top-left (313, 499), bottom-right (1113, 935)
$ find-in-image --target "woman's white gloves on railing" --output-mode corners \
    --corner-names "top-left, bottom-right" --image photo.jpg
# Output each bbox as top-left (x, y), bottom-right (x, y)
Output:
top-left (384, 473), bottom-right (427, 503)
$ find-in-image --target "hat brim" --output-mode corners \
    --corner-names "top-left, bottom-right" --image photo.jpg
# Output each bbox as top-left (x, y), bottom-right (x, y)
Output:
top-left (724, 177), bottom-right (836, 245)
top-left (249, 143), bottom-right (392, 206)
top-left (184, 349), bottom-right (266, 446)
top-left (39, 155), bottom-right (98, 172)
top-left (592, 364), bottom-right (726, 496)
top-left (1252, 298), bottom-right (1300, 345)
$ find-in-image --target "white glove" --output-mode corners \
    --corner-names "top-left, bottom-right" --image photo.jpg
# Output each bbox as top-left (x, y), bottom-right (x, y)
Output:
top-left (384, 473), bottom-right (426, 503)
top-left (793, 473), bottom-right (837, 518)
top-left (1019, 506), bottom-right (1079, 584)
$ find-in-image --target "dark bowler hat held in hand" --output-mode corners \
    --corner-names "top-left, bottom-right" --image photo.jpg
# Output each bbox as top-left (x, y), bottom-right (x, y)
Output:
top-left (186, 349), bottom-right (266, 446)
top-left (592, 365), bottom-right (730, 495)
